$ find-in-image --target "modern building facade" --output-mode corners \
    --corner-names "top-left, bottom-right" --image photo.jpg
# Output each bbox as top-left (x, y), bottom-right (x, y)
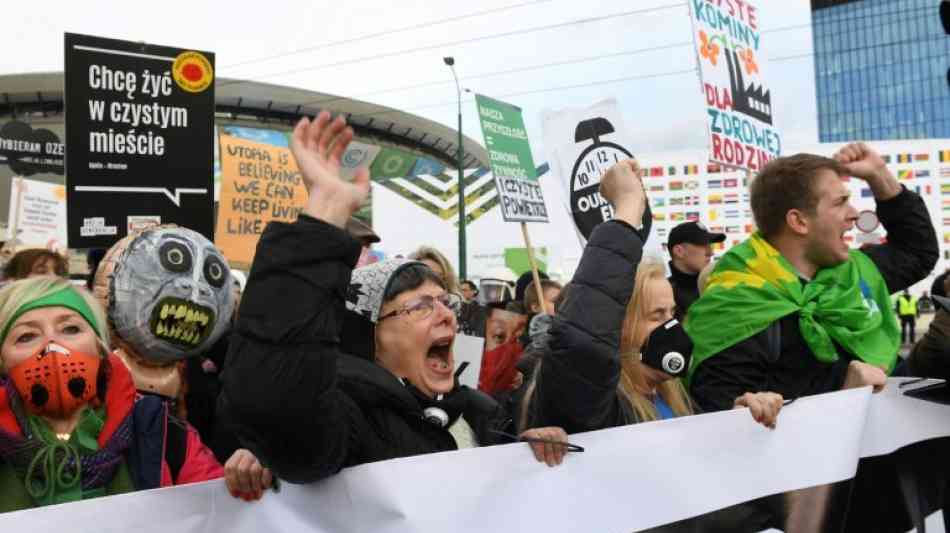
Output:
top-left (812, 0), bottom-right (950, 142)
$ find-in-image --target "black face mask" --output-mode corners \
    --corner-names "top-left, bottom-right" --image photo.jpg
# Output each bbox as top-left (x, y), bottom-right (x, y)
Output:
top-left (640, 318), bottom-right (693, 378)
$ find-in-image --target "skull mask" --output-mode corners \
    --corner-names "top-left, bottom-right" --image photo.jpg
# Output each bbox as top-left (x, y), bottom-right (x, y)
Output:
top-left (94, 226), bottom-right (235, 366)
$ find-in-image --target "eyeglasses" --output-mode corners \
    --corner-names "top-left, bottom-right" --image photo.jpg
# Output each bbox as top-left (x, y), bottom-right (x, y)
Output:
top-left (378, 293), bottom-right (462, 322)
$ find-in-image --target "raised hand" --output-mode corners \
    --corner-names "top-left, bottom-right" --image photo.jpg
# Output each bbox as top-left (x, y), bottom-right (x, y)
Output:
top-left (598, 159), bottom-right (646, 228)
top-left (290, 111), bottom-right (371, 228)
top-left (833, 142), bottom-right (900, 200)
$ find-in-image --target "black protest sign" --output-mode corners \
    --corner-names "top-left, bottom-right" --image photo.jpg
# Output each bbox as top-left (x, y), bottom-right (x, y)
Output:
top-left (65, 33), bottom-right (215, 247)
top-left (0, 121), bottom-right (64, 176)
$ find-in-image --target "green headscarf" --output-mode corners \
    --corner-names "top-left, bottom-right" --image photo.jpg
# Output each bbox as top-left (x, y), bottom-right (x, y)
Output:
top-left (0, 286), bottom-right (102, 346)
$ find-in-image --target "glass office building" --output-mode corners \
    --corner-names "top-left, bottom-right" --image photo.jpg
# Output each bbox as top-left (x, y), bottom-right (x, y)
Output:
top-left (812, 0), bottom-right (950, 142)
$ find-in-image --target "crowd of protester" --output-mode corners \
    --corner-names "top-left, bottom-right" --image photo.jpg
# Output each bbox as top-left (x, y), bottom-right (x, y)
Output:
top-left (0, 110), bottom-right (949, 531)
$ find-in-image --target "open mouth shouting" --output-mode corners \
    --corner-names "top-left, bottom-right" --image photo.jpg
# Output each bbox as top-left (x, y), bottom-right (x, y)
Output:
top-left (425, 335), bottom-right (456, 381)
top-left (149, 297), bottom-right (215, 348)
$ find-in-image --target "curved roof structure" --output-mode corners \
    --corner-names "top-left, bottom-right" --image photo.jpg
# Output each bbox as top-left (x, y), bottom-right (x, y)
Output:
top-left (0, 72), bottom-right (488, 168)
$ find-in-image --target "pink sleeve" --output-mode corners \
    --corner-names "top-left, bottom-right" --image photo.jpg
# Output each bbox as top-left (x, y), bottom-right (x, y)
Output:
top-left (174, 426), bottom-right (225, 485)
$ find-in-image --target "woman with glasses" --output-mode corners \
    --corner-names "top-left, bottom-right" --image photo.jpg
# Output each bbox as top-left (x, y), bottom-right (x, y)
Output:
top-left (220, 112), bottom-right (570, 487)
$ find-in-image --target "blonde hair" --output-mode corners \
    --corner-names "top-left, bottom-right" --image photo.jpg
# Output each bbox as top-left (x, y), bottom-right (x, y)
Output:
top-left (520, 259), bottom-right (694, 430)
top-left (0, 277), bottom-right (110, 367)
top-left (617, 258), bottom-right (694, 422)
top-left (410, 246), bottom-right (461, 295)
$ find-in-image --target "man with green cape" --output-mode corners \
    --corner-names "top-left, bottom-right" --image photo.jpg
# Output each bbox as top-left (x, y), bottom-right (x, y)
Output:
top-left (687, 142), bottom-right (939, 532)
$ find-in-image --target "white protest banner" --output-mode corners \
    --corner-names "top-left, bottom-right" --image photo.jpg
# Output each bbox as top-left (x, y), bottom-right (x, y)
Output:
top-left (5, 380), bottom-right (949, 532)
top-left (688, 0), bottom-right (781, 172)
top-left (6, 177), bottom-right (68, 253)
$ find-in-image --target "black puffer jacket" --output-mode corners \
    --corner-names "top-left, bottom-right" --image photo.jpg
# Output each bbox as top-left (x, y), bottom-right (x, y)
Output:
top-left (523, 219), bottom-right (646, 433)
top-left (219, 216), bottom-right (508, 483)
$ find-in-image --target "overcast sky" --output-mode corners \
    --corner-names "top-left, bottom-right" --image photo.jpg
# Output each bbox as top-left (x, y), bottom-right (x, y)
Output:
top-left (0, 0), bottom-right (818, 160)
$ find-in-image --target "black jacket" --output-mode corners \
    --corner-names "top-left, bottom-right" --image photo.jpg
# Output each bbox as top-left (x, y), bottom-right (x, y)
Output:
top-left (668, 262), bottom-right (700, 321)
top-left (690, 187), bottom-right (939, 412)
top-left (523, 220), bottom-right (646, 433)
top-left (219, 216), bottom-right (508, 484)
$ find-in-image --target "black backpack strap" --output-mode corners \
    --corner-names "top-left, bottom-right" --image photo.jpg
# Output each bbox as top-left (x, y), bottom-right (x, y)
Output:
top-left (165, 415), bottom-right (188, 484)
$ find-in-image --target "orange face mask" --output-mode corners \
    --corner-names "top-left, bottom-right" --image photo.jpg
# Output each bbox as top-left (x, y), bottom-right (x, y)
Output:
top-left (8, 343), bottom-right (101, 418)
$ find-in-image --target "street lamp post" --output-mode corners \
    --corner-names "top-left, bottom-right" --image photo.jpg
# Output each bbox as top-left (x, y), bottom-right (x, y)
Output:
top-left (443, 56), bottom-right (467, 280)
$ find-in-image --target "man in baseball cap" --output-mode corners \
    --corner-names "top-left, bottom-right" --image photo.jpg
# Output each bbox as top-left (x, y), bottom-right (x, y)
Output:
top-left (667, 221), bottom-right (725, 319)
top-left (346, 217), bottom-right (381, 267)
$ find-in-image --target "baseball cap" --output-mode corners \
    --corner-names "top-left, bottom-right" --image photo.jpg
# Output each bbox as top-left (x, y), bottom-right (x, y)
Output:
top-left (667, 221), bottom-right (726, 250)
top-left (345, 217), bottom-right (381, 245)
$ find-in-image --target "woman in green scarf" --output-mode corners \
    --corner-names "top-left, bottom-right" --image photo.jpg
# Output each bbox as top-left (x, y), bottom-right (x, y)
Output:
top-left (0, 277), bottom-right (264, 511)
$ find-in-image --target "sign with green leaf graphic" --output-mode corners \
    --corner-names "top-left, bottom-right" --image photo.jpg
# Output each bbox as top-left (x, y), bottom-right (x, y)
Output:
top-left (370, 147), bottom-right (417, 178)
top-left (504, 247), bottom-right (548, 275)
top-left (474, 94), bottom-right (548, 223)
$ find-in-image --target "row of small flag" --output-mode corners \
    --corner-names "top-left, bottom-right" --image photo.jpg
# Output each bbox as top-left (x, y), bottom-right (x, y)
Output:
top-left (648, 178), bottom-right (751, 191)
top-left (639, 152), bottom-right (950, 179)
top-left (652, 193), bottom-right (746, 207)
top-left (883, 150), bottom-right (950, 164)
top-left (653, 209), bottom-right (751, 222)
top-left (642, 164), bottom-right (719, 177)
top-left (894, 169), bottom-right (950, 180)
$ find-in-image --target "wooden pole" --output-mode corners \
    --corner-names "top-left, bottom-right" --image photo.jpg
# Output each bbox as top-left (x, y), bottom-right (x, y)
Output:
top-left (520, 222), bottom-right (549, 315)
top-left (3, 178), bottom-right (25, 259)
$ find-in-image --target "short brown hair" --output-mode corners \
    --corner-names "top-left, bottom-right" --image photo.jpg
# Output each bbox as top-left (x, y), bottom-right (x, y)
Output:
top-left (3, 249), bottom-right (68, 280)
top-left (523, 279), bottom-right (563, 313)
top-left (750, 153), bottom-right (849, 238)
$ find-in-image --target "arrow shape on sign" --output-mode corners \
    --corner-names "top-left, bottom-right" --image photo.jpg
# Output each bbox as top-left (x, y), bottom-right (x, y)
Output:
top-left (74, 186), bottom-right (207, 207)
